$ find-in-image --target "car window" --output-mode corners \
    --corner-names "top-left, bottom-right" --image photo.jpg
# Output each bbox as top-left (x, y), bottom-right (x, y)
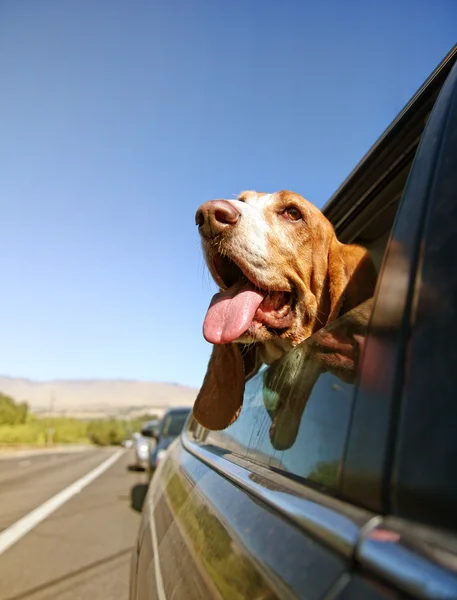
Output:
top-left (162, 411), bottom-right (190, 437)
top-left (193, 299), bottom-right (373, 494)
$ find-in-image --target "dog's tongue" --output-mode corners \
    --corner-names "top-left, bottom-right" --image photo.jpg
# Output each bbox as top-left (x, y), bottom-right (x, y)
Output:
top-left (203, 280), bottom-right (265, 344)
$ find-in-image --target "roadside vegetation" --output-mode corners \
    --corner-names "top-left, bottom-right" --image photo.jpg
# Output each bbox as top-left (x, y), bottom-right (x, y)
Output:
top-left (0, 391), bottom-right (156, 447)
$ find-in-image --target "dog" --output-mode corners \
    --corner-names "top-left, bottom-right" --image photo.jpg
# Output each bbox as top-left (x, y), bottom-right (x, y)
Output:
top-left (193, 190), bottom-right (377, 431)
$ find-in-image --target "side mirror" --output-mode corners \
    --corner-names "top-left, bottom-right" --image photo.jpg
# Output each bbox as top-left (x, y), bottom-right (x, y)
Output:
top-left (141, 423), bottom-right (159, 439)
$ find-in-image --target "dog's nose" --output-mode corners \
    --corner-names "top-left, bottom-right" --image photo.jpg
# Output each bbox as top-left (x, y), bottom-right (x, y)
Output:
top-left (195, 200), bottom-right (240, 238)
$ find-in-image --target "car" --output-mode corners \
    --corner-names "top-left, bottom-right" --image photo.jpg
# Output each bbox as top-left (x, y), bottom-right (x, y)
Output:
top-left (131, 423), bottom-right (159, 470)
top-left (130, 45), bottom-right (457, 600)
top-left (131, 434), bottom-right (151, 471)
top-left (146, 407), bottom-right (191, 478)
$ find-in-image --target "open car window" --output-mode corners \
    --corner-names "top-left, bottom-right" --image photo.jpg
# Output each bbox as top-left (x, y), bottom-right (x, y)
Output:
top-left (162, 411), bottom-right (191, 436)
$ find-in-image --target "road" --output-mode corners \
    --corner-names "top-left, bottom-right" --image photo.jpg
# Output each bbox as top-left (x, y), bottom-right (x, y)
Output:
top-left (0, 447), bottom-right (148, 600)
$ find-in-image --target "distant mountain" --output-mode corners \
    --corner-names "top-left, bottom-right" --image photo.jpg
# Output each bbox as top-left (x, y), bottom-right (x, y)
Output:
top-left (0, 376), bottom-right (198, 419)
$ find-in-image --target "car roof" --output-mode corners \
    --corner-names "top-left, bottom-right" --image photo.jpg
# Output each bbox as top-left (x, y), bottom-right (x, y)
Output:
top-left (163, 407), bottom-right (192, 416)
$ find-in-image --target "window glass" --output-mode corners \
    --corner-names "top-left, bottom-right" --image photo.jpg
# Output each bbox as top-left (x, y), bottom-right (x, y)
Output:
top-left (197, 299), bottom-right (373, 493)
top-left (162, 410), bottom-right (191, 436)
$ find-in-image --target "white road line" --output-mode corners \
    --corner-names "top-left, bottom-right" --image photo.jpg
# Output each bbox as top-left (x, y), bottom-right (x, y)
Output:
top-left (150, 512), bottom-right (167, 600)
top-left (0, 449), bottom-right (124, 556)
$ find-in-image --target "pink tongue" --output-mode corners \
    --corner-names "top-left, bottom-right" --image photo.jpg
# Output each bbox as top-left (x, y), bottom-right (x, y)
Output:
top-left (203, 280), bottom-right (265, 344)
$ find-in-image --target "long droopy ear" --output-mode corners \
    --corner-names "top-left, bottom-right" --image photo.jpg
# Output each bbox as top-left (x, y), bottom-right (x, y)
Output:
top-left (327, 238), bottom-right (377, 323)
top-left (193, 343), bottom-right (260, 431)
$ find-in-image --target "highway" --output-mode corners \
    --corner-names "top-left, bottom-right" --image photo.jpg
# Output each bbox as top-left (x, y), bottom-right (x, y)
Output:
top-left (0, 447), bottom-right (148, 600)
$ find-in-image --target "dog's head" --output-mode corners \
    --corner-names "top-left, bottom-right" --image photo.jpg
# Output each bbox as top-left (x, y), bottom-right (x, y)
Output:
top-left (193, 190), bottom-right (376, 430)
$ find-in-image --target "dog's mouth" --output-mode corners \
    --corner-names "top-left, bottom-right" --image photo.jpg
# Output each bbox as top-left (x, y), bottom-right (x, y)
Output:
top-left (203, 253), bottom-right (295, 344)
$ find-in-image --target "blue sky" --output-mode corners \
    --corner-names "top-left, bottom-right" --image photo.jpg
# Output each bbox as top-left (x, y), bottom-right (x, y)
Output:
top-left (0, 1), bottom-right (455, 388)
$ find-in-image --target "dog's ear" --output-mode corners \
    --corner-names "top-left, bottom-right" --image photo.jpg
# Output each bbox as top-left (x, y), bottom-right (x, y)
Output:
top-left (193, 343), bottom-right (260, 431)
top-left (328, 238), bottom-right (376, 322)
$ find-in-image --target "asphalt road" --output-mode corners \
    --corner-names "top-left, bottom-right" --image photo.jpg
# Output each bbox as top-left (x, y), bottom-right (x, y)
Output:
top-left (0, 447), bottom-right (148, 600)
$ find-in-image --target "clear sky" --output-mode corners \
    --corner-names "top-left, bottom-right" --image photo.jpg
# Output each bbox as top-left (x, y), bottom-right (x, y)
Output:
top-left (0, 0), bottom-right (455, 388)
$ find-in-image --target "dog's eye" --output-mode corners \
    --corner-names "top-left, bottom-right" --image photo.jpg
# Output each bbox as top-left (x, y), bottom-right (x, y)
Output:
top-left (283, 207), bottom-right (302, 221)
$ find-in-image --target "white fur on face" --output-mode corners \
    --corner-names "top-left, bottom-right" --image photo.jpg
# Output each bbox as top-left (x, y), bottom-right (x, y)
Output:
top-left (223, 193), bottom-right (275, 265)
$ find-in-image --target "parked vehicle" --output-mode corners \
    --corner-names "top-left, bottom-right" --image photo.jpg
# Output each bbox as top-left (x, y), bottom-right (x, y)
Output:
top-left (131, 434), bottom-right (151, 471)
top-left (130, 46), bottom-right (457, 600)
top-left (129, 420), bottom-right (160, 470)
top-left (146, 408), bottom-right (191, 478)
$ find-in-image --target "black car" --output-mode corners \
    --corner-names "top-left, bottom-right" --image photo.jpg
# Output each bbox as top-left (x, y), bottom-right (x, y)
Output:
top-left (130, 45), bottom-right (457, 600)
top-left (147, 407), bottom-right (191, 478)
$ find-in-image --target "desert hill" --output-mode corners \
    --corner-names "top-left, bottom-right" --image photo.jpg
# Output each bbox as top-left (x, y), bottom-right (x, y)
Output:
top-left (0, 376), bottom-right (198, 419)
